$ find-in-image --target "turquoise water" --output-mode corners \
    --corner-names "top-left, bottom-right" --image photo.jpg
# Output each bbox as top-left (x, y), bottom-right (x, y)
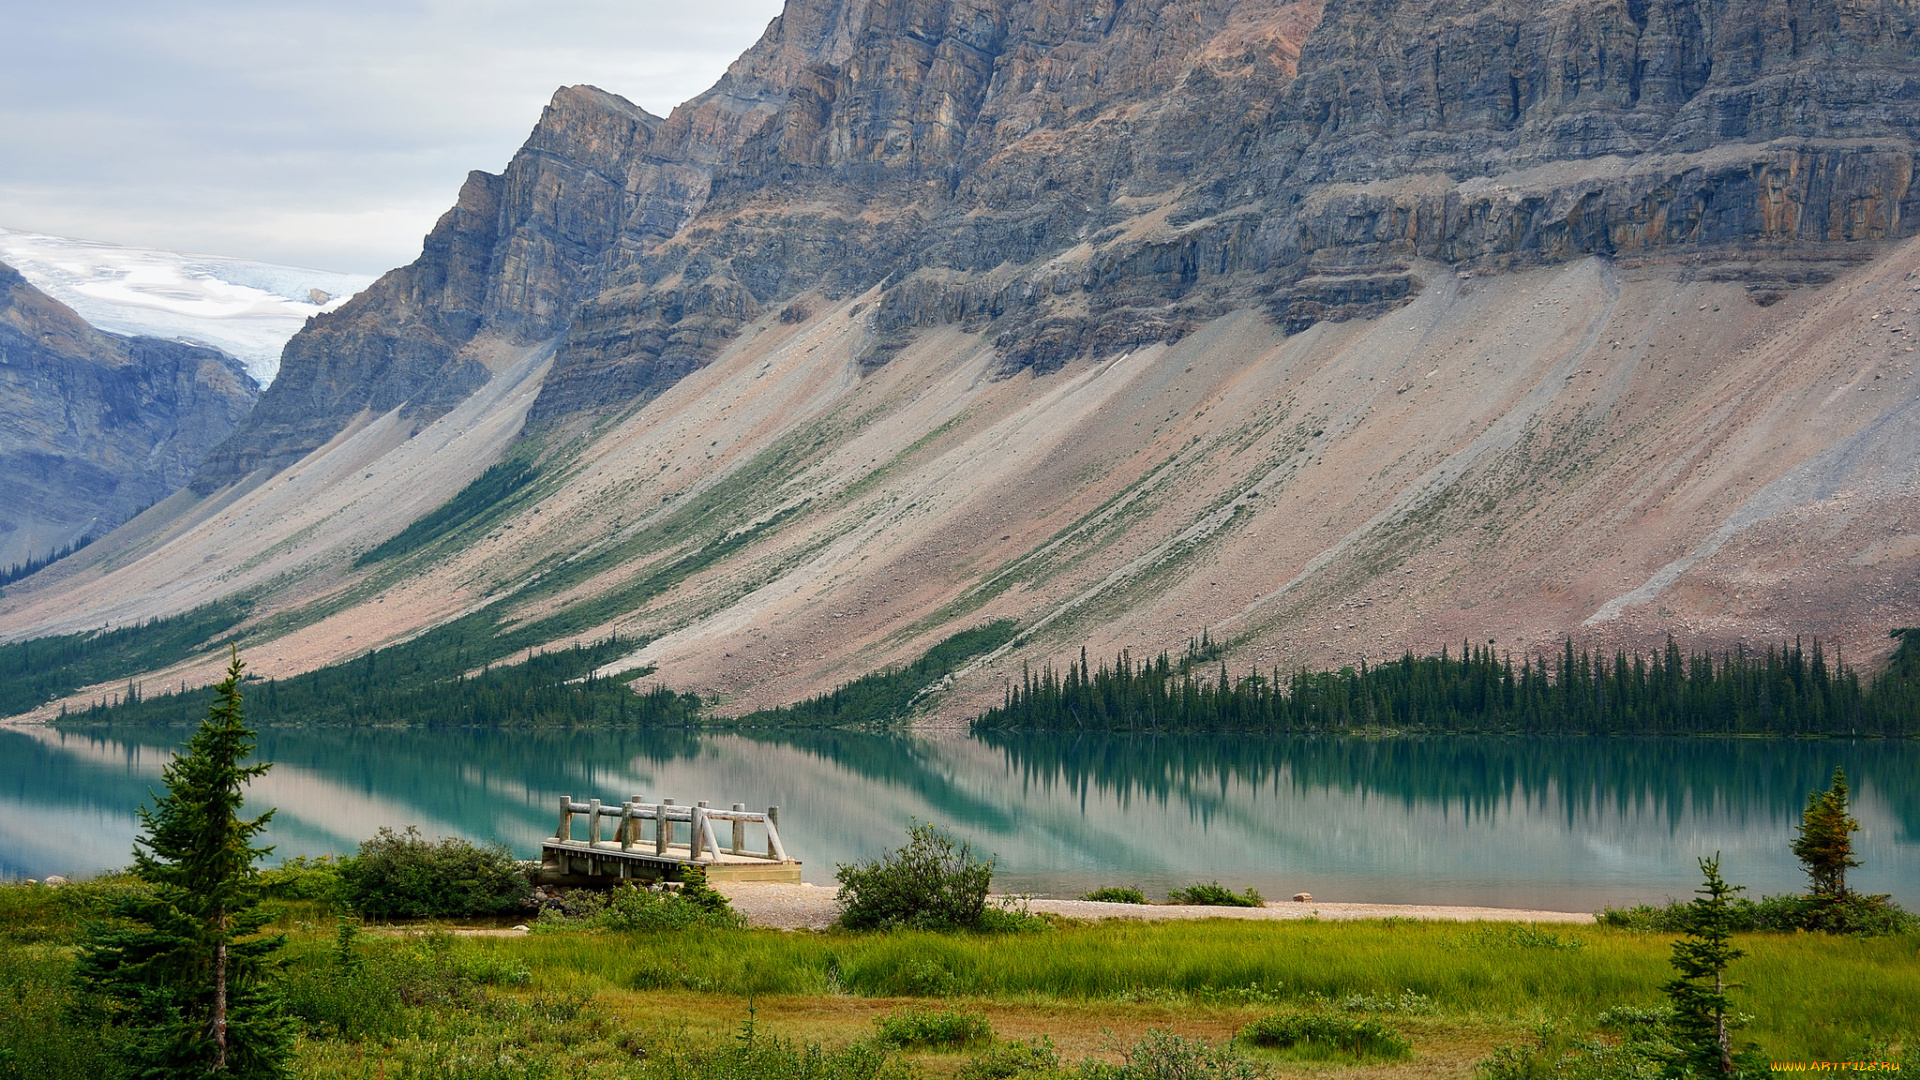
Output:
top-left (2, 725), bottom-right (1913, 910)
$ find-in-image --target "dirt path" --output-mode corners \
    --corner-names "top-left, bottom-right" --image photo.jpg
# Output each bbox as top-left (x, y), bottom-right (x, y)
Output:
top-left (715, 882), bottom-right (1596, 931)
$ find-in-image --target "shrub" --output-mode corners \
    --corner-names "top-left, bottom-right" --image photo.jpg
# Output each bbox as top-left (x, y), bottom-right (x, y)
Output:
top-left (0, 875), bottom-right (151, 945)
top-left (532, 877), bottom-right (744, 933)
top-left (873, 1005), bottom-right (993, 1050)
top-left (635, 1034), bottom-right (914, 1080)
top-left (1167, 882), bottom-right (1263, 907)
top-left (1081, 887), bottom-right (1147, 904)
top-left (258, 855), bottom-right (344, 903)
top-left (1238, 1012), bottom-right (1410, 1059)
top-left (1597, 891), bottom-right (1917, 936)
top-left (338, 827), bottom-right (531, 919)
top-left (1086, 1029), bottom-right (1268, 1080)
top-left (961, 1038), bottom-right (1061, 1080)
top-left (837, 823), bottom-right (995, 931)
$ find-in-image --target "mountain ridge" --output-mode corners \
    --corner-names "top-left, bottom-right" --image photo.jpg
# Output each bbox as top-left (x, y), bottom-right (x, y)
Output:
top-left (4, 0), bottom-right (1920, 720)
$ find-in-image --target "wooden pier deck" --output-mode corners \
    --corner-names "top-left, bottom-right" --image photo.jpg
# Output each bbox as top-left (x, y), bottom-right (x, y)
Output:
top-left (539, 796), bottom-right (802, 885)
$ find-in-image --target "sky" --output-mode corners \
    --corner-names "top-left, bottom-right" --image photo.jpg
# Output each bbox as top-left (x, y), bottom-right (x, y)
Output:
top-left (0, 0), bottom-right (786, 276)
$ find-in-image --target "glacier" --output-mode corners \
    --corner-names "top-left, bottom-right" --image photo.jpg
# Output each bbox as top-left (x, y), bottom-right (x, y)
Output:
top-left (0, 227), bottom-right (374, 385)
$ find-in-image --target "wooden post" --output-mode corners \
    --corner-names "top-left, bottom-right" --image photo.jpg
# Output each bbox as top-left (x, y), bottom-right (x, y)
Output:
top-left (692, 801), bottom-right (709, 859)
top-left (766, 806), bottom-right (780, 860)
top-left (732, 803), bottom-right (746, 855)
top-left (619, 800), bottom-right (635, 851)
top-left (587, 799), bottom-right (602, 846)
top-left (557, 796), bottom-right (574, 843)
top-left (657, 799), bottom-right (673, 855)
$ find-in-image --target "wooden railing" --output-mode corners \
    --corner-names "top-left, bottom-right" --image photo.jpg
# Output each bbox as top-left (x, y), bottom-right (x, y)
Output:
top-left (551, 796), bottom-right (789, 864)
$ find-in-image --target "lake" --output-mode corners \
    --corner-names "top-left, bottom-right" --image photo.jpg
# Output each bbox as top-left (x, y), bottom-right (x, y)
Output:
top-left (2, 725), bottom-right (1914, 910)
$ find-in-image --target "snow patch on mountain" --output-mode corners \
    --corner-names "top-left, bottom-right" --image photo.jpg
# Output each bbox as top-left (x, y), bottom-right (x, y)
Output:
top-left (0, 227), bottom-right (373, 385)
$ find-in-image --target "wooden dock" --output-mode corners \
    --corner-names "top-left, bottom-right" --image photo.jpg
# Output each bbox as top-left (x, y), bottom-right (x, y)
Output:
top-left (539, 796), bottom-right (802, 885)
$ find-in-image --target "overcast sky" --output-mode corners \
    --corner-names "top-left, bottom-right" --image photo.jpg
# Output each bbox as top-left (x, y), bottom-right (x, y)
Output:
top-left (0, 0), bottom-right (786, 275)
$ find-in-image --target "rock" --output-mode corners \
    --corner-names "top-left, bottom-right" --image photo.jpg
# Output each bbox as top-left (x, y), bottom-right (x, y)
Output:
top-left (1292, 893), bottom-right (1312, 903)
top-left (22, 880), bottom-right (37, 887)
top-left (0, 261), bottom-right (257, 571)
top-left (42, 875), bottom-right (67, 887)
top-left (307, 289), bottom-right (330, 304)
top-left (511, 924), bottom-right (530, 932)
top-left (187, 0), bottom-right (1920, 483)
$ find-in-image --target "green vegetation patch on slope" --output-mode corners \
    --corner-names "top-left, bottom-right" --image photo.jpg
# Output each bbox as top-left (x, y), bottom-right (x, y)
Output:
top-left (61, 615), bottom-right (699, 727)
top-left (734, 620), bottom-right (1019, 727)
top-left (354, 458), bottom-right (539, 568)
top-left (0, 598), bottom-right (252, 717)
top-left (976, 633), bottom-right (1920, 737)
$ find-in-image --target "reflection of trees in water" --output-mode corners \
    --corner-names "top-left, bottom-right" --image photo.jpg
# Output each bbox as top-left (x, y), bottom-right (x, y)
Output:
top-left (974, 732), bottom-right (1920, 839)
top-left (735, 730), bottom-right (1026, 833)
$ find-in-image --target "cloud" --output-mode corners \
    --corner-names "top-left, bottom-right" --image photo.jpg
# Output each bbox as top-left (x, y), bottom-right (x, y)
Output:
top-left (0, 0), bottom-right (785, 274)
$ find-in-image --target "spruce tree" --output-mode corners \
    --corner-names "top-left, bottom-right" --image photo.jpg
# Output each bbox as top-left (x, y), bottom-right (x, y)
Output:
top-left (76, 648), bottom-right (292, 1078)
top-left (1661, 855), bottom-right (1759, 1079)
top-left (1790, 767), bottom-right (1861, 903)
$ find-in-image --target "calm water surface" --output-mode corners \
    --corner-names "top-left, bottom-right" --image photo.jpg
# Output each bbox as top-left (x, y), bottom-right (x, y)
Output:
top-left (2, 726), bottom-right (1913, 910)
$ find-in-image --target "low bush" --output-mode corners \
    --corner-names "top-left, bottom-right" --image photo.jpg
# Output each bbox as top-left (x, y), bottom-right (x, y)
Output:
top-left (1167, 882), bottom-right (1263, 907)
top-left (1087, 1029), bottom-right (1268, 1080)
top-left (1238, 1011), bottom-right (1410, 1059)
top-left (258, 855), bottom-right (344, 903)
top-left (0, 875), bottom-right (150, 945)
top-left (1597, 892), bottom-right (1917, 936)
top-left (338, 827), bottom-right (531, 919)
top-left (1081, 887), bottom-right (1147, 904)
top-left (837, 823), bottom-right (996, 931)
top-left (635, 1034), bottom-right (915, 1080)
top-left (873, 1005), bottom-right (994, 1050)
top-left (532, 874), bottom-right (744, 933)
top-left (961, 1038), bottom-right (1062, 1080)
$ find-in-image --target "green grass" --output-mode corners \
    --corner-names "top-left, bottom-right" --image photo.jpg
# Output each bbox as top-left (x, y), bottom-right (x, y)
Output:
top-left (473, 918), bottom-right (1914, 1057)
top-left (2, 882), bottom-right (1914, 1077)
top-left (872, 1006), bottom-right (993, 1050)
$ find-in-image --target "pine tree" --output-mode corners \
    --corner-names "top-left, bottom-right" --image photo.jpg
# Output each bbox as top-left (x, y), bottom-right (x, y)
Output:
top-left (76, 648), bottom-right (293, 1078)
top-left (1661, 855), bottom-right (1758, 1079)
top-left (1790, 767), bottom-right (1862, 903)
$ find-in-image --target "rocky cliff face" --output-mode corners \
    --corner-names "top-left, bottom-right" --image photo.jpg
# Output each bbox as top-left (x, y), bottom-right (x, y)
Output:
top-left (196, 0), bottom-right (1920, 471)
top-left (518, 0), bottom-right (1920, 410)
top-left (0, 261), bottom-right (257, 568)
top-left (192, 6), bottom-right (871, 489)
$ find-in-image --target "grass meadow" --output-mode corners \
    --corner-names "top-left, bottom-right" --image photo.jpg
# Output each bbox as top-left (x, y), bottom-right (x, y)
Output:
top-left (4, 879), bottom-right (1914, 1079)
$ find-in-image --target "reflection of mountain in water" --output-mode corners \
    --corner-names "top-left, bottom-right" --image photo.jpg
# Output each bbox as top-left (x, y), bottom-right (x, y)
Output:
top-left (973, 733), bottom-right (1920, 844)
top-left (4, 727), bottom-right (1913, 908)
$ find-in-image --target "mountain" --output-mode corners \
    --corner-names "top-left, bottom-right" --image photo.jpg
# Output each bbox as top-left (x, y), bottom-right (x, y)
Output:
top-left (0, 260), bottom-right (258, 572)
top-left (4, 0), bottom-right (1919, 719)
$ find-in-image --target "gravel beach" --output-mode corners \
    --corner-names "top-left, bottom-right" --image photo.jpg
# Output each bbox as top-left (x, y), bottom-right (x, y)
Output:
top-left (713, 882), bottom-right (1596, 930)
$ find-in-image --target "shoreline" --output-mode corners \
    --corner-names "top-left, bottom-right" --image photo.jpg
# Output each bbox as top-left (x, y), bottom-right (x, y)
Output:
top-left (713, 881), bottom-right (1596, 930)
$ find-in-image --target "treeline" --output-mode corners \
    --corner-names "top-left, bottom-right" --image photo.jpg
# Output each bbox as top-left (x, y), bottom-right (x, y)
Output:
top-left (0, 599), bottom-right (253, 717)
top-left (66, 633), bottom-right (702, 728)
top-left (737, 620), bottom-right (1018, 726)
top-left (0, 533), bottom-right (94, 589)
top-left (972, 631), bottom-right (1920, 736)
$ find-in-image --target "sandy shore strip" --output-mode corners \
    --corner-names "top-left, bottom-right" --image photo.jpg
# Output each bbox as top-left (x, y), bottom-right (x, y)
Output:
top-left (714, 882), bottom-right (1595, 931)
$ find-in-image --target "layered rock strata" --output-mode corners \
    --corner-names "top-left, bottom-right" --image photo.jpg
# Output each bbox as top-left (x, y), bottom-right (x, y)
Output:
top-left (203, 0), bottom-right (1920, 475)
